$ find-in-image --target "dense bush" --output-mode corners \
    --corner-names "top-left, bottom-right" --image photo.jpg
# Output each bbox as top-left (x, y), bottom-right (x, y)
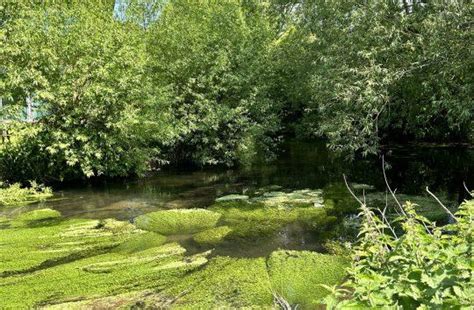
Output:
top-left (146, 0), bottom-right (281, 165)
top-left (1, 2), bottom-right (175, 181)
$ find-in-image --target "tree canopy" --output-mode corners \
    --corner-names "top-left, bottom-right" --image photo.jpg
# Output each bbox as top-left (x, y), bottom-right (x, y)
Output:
top-left (1, 0), bottom-right (472, 181)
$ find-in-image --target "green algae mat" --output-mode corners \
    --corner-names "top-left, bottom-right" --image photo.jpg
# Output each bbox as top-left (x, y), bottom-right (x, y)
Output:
top-left (0, 190), bottom-right (349, 309)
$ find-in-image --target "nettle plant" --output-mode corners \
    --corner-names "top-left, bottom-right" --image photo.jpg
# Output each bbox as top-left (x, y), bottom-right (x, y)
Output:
top-left (325, 181), bottom-right (473, 309)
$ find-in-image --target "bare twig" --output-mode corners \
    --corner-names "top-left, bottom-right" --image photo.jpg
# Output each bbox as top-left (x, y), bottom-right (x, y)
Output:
top-left (382, 158), bottom-right (432, 235)
top-left (426, 186), bottom-right (457, 222)
top-left (343, 174), bottom-right (384, 236)
top-left (375, 207), bottom-right (398, 239)
top-left (343, 174), bottom-right (363, 206)
top-left (363, 189), bottom-right (366, 206)
top-left (463, 182), bottom-right (472, 197)
top-left (382, 156), bottom-right (407, 216)
top-left (388, 190), bottom-right (401, 216)
top-left (273, 293), bottom-right (293, 310)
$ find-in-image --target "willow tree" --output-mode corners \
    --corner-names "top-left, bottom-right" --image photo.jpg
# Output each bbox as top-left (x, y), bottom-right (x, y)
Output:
top-left (284, 0), bottom-right (473, 154)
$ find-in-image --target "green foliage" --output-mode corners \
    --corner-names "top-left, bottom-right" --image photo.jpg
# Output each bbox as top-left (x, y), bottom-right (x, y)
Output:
top-left (134, 208), bottom-right (221, 235)
top-left (1, 0), bottom-right (472, 182)
top-left (1, 2), bottom-right (176, 181)
top-left (193, 226), bottom-right (232, 246)
top-left (268, 250), bottom-right (349, 309)
top-left (147, 0), bottom-right (281, 166)
top-left (294, 1), bottom-right (473, 154)
top-left (327, 199), bottom-right (474, 308)
top-left (0, 181), bottom-right (52, 207)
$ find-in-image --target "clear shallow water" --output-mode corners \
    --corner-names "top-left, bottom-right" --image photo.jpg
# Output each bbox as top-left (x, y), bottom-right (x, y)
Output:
top-left (3, 140), bottom-right (473, 257)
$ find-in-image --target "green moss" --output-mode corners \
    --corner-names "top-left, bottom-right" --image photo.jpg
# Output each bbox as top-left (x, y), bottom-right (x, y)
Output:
top-left (323, 240), bottom-right (352, 257)
top-left (193, 226), bottom-right (232, 245)
top-left (323, 183), bottom-right (360, 215)
top-left (267, 250), bottom-right (349, 309)
top-left (134, 208), bottom-right (221, 235)
top-left (0, 243), bottom-right (209, 309)
top-left (253, 184), bottom-right (283, 195)
top-left (210, 201), bottom-right (295, 238)
top-left (43, 290), bottom-right (155, 309)
top-left (297, 206), bottom-right (337, 230)
top-left (160, 256), bottom-right (273, 309)
top-left (0, 215), bottom-right (8, 225)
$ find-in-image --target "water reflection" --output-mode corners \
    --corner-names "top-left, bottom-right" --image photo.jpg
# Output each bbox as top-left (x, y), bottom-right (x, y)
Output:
top-left (2, 140), bottom-right (472, 257)
top-left (3, 140), bottom-right (472, 220)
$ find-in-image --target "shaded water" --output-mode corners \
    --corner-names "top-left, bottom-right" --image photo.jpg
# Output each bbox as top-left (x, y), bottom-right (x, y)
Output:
top-left (3, 140), bottom-right (473, 257)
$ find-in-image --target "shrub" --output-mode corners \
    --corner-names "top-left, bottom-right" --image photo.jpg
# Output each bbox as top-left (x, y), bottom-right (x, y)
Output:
top-left (326, 198), bottom-right (474, 308)
top-left (0, 181), bottom-right (53, 207)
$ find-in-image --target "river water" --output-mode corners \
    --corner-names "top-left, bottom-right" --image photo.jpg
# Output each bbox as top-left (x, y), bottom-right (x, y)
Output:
top-left (4, 140), bottom-right (473, 256)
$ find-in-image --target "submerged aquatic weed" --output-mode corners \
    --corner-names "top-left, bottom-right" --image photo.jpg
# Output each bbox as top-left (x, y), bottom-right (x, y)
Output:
top-left (268, 250), bottom-right (349, 309)
top-left (134, 208), bottom-right (221, 235)
top-left (0, 205), bottom-right (349, 309)
top-left (160, 256), bottom-right (274, 308)
top-left (210, 200), bottom-right (333, 239)
top-left (365, 192), bottom-right (457, 223)
top-left (0, 242), bottom-right (209, 308)
top-left (215, 194), bottom-right (249, 202)
top-left (113, 232), bottom-right (167, 253)
top-left (0, 187), bottom-right (352, 308)
top-left (193, 226), bottom-right (232, 246)
top-left (253, 189), bottom-right (324, 207)
top-left (12, 208), bottom-right (61, 227)
top-left (0, 212), bottom-right (141, 275)
top-left (0, 181), bottom-right (53, 207)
